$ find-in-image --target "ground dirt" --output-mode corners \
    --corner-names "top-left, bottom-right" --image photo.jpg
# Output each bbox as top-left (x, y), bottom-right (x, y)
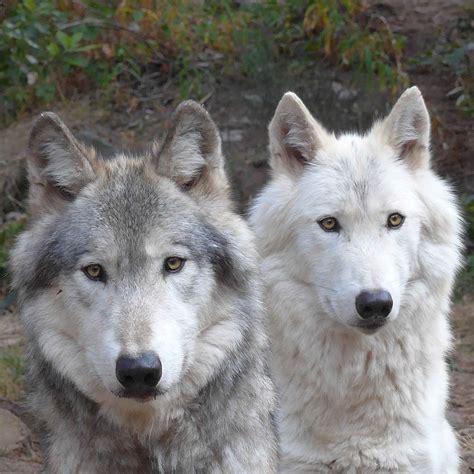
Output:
top-left (0, 0), bottom-right (472, 471)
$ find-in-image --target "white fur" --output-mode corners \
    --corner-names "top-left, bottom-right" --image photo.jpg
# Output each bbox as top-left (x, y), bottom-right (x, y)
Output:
top-left (251, 88), bottom-right (463, 473)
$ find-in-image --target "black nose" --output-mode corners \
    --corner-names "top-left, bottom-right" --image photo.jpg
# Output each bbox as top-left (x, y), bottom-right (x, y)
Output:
top-left (355, 290), bottom-right (393, 320)
top-left (115, 352), bottom-right (162, 391)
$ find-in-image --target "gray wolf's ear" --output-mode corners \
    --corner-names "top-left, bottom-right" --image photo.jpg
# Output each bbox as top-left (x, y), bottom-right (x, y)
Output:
top-left (269, 92), bottom-right (328, 176)
top-left (381, 86), bottom-right (431, 169)
top-left (28, 112), bottom-right (97, 214)
top-left (155, 101), bottom-right (226, 193)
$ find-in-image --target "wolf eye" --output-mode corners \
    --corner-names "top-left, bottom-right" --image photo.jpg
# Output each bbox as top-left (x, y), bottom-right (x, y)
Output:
top-left (164, 257), bottom-right (185, 273)
top-left (83, 264), bottom-right (105, 282)
top-left (318, 217), bottom-right (340, 232)
top-left (387, 213), bottom-right (405, 229)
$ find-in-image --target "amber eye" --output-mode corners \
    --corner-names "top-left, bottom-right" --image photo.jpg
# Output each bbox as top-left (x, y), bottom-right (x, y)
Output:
top-left (318, 217), bottom-right (340, 232)
top-left (83, 264), bottom-right (105, 281)
top-left (387, 213), bottom-right (405, 229)
top-left (164, 257), bottom-right (185, 273)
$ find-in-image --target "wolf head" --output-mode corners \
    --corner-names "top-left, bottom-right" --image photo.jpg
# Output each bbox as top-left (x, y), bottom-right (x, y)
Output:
top-left (12, 102), bottom-right (254, 405)
top-left (253, 87), bottom-right (462, 334)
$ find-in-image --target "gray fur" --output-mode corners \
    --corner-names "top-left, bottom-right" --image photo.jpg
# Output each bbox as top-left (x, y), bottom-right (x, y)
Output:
top-left (11, 105), bottom-right (277, 473)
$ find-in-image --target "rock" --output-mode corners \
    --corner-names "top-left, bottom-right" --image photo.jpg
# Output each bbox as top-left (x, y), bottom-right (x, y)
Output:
top-left (0, 459), bottom-right (42, 473)
top-left (0, 409), bottom-right (30, 454)
top-left (331, 81), bottom-right (358, 100)
top-left (4, 212), bottom-right (26, 223)
top-left (221, 129), bottom-right (244, 143)
top-left (242, 93), bottom-right (264, 107)
top-left (0, 311), bottom-right (24, 347)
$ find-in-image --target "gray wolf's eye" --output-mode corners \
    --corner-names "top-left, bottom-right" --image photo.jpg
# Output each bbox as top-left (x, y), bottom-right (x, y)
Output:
top-left (83, 264), bottom-right (106, 282)
top-left (318, 217), bottom-right (340, 232)
top-left (387, 213), bottom-right (405, 229)
top-left (164, 257), bottom-right (186, 273)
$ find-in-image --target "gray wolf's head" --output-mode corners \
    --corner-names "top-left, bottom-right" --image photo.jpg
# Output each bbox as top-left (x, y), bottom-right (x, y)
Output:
top-left (257, 87), bottom-right (461, 334)
top-left (12, 102), bottom-right (253, 404)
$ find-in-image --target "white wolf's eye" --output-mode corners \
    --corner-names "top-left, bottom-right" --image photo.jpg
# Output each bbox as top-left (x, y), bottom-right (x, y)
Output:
top-left (387, 213), bottom-right (405, 229)
top-left (318, 217), bottom-right (340, 232)
top-left (83, 264), bottom-right (105, 282)
top-left (164, 257), bottom-right (186, 273)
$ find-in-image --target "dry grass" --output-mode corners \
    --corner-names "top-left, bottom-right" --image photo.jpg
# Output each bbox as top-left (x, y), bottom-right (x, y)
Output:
top-left (0, 343), bottom-right (25, 401)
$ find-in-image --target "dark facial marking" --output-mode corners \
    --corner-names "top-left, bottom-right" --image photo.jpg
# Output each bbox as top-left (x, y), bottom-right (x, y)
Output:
top-left (20, 163), bottom-right (248, 296)
top-left (23, 210), bottom-right (93, 293)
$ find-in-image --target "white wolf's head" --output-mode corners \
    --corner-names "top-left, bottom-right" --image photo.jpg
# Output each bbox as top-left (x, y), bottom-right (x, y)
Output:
top-left (253, 87), bottom-right (461, 334)
top-left (13, 102), bottom-right (254, 406)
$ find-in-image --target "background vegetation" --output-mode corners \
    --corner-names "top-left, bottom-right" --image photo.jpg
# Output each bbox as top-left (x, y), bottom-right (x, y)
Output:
top-left (0, 0), bottom-right (410, 125)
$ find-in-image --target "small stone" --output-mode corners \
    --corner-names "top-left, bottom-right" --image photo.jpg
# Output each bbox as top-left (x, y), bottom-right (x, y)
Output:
top-left (0, 459), bottom-right (42, 473)
top-left (5, 212), bottom-right (26, 223)
top-left (0, 409), bottom-right (30, 454)
top-left (242, 93), bottom-right (263, 107)
top-left (331, 81), bottom-right (358, 100)
top-left (221, 130), bottom-right (243, 143)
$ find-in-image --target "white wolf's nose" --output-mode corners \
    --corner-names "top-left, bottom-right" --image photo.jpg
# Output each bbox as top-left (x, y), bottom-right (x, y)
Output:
top-left (115, 352), bottom-right (162, 397)
top-left (355, 290), bottom-right (393, 320)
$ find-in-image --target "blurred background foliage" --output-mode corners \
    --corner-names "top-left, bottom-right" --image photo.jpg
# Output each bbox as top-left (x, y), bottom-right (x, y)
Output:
top-left (0, 0), bottom-right (410, 125)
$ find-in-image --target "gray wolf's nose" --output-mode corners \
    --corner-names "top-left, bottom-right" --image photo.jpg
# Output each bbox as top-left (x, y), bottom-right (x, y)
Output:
top-left (116, 352), bottom-right (162, 390)
top-left (355, 290), bottom-right (393, 320)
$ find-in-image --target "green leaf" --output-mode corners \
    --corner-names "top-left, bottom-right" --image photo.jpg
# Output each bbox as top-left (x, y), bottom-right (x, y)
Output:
top-left (70, 32), bottom-right (83, 48)
top-left (65, 55), bottom-right (89, 67)
top-left (71, 44), bottom-right (99, 53)
top-left (25, 38), bottom-right (40, 49)
top-left (23, 0), bottom-right (36, 13)
top-left (46, 42), bottom-right (60, 57)
top-left (56, 31), bottom-right (70, 49)
top-left (25, 54), bottom-right (38, 64)
top-left (35, 83), bottom-right (55, 101)
top-left (132, 10), bottom-right (145, 21)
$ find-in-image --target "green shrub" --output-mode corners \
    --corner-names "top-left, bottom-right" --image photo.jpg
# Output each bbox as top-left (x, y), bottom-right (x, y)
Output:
top-left (0, 219), bottom-right (26, 286)
top-left (301, 0), bottom-right (407, 91)
top-left (0, 344), bottom-right (25, 401)
top-left (0, 0), bottom-right (408, 125)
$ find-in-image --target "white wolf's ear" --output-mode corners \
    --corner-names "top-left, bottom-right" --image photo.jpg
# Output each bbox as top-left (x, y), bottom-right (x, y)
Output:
top-left (381, 86), bottom-right (431, 169)
top-left (155, 101), bottom-right (227, 194)
top-left (28, 112), bottom-right (97, 214)
top-left (269, 92), bottom-right (328, 176)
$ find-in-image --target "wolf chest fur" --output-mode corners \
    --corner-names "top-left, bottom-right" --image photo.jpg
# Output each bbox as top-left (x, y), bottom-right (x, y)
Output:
top-left (11, 102), bottom-right (277, 473)
top-left (251, 87), bottom-right (462, 473)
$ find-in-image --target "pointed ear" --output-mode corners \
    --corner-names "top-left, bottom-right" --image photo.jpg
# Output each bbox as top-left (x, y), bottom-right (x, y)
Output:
top-left (155, 101), bottom-right (226, 193)
top-left (27, 112), bottom-right (97, 214)
top-left (381, 86), bottom-right (431, 169)
top-left (268, 92), bottom-right (328, 176)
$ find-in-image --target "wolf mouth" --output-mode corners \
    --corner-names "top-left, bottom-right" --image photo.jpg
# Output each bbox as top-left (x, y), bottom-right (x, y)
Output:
top-left (353, 320), bottom-right (387, 334)
top-left (115, 387), bottom-right (165, 402)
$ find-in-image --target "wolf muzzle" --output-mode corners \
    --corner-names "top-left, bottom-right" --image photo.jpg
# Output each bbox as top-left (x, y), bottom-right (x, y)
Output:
top-left (115, 352), bottom-right (162, 400)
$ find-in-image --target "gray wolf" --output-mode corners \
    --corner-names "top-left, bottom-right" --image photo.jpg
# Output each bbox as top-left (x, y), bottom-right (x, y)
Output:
top-left (250, 87), bottom-right (462, 473)
top-left (11, 102), bottom-right (277, 472)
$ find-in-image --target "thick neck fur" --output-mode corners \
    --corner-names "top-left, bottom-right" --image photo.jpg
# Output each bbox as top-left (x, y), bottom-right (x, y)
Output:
top-left (26, 311), bottom-right (266, 472)
top-left (251, 166), bottom-right (462, 471)
top-left (264, 262), bottom-right (453, 470)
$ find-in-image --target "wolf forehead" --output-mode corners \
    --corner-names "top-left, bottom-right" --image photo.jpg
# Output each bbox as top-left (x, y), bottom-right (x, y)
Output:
top-left (17, 160), bottom-right (232, 292)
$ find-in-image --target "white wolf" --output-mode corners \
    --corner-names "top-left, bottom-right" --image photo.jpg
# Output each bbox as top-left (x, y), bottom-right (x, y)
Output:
top-left (250, 87), bottom-right (463, 473)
